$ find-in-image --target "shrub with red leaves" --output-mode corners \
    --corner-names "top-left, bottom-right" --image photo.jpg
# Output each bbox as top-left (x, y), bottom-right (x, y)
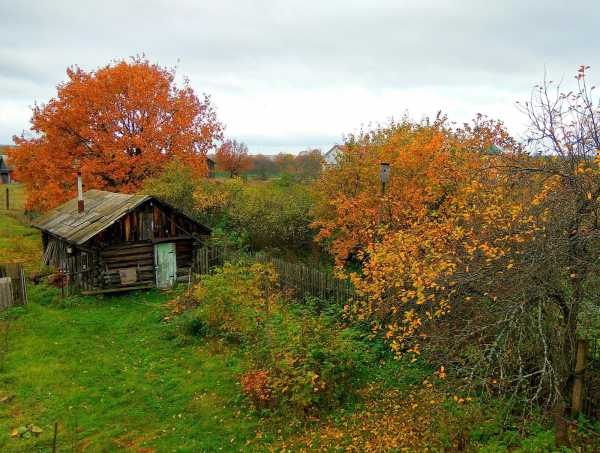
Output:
top-left (240, 370), bottom-right (273, 407)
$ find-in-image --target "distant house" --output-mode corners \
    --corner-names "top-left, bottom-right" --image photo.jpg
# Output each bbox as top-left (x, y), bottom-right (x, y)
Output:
top-left (0, 153), bottom-right (13, 184)
top-left (206, 157), bottom-right (216, 178)
top-left (33, 188), bottom-right (211, 294)
top-left (323, 144), bottom-right (346, 166)
top-left (485, 145), bottom-right (503, 155)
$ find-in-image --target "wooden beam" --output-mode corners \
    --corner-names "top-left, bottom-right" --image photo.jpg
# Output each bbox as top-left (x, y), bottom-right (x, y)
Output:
top-left (80, 284), bottom-right (154, 296)
top-left (170, 213), bottom-right (176, 236)
top-left (124, 214), bottom-right (131, 241)
top-left (138, 211), bottom-right (143, 238)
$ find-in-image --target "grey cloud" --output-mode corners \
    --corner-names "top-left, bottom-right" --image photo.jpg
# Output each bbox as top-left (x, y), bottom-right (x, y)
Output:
top-left (0, 0), bottom-right (599, 151)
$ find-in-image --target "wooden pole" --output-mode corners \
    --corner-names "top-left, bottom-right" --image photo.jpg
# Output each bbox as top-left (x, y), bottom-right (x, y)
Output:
top-left (571, 338), bottom-right (589, 416)
top-left (5, 187), bottom-right (8, 210)
top-left (52, 421), bottom-right (58, 453)
top-left (124, 215), bottom-right (131, 241)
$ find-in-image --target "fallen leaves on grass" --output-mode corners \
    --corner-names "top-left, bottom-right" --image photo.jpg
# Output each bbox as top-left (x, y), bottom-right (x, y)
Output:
top-left (0, 394), bottom-right (15, 404)
top-left (163, 293), bottom-right (200, 320)
top-left (275, 384), bottom-right (475, 452)
top-left (10, 424), bottom-right (43, 439)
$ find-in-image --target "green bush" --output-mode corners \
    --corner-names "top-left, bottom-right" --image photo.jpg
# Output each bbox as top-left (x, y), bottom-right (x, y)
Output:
top-left (243, 315), bottom-right (368, 415)
top-left (143, 160), bottom-right (202, 219)
top-left (180, 261), bottom-right (277, 344)
top-left (227, 182), bottom-right (314, 251)
top-left (170, 262), bottom-right (369, 415)
top-left (145, 162), bottom-right (315, 252)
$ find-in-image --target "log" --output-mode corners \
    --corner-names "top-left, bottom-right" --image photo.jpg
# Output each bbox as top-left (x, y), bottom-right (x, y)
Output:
top-left (81, 284), bottom-right (154, 296)
top-left (104, 258), bottom-right (154, 268)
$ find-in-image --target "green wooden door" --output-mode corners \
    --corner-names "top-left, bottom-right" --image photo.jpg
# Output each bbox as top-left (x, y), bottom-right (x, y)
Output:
top-left (155, 242), bottom-right (176, 288)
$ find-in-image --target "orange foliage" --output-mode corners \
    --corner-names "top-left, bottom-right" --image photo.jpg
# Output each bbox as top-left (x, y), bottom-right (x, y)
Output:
top-left (312, 114), bottom-right (522, 357)
top-left (9, 57), bottom-right (223, 211)
top-left (240, 370), bottom-right (273, 406)
top-left (215, 139), bottom-right (251, 177)
top-left (270, 383), bottom-right (480, 452)
top-left (313, 115), bottom-right (507, 263)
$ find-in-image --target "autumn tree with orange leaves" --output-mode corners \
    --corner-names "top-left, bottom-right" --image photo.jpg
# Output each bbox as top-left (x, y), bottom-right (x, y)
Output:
top-left (313, 68), bottom-right (600, 442)
top-left (312, 115), bottom-right (541, 389)
top-left (215, 139), bottom-right (251, 177)
top-left (312, 114), bottom-right (516, 266)
top-left (9, 57), bottom-right (222, 211)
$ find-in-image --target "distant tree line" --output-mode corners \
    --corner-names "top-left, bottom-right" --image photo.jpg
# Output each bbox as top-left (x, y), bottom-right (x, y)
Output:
top-left (213, 143), bottom-right (323, 181)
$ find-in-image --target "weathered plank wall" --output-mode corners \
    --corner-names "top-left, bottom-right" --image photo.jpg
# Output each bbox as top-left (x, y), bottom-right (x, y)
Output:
top-left (56, 238), bottom-right (204, 293)
top-left (0, 278), bottom-right (13, 310)
top-left (175, 240), bottom-right (195, 283)
top-left (99, 243), bottom-right (154, 287)
top-left (0, 263), bottom-right (27, 309)
top-left (87, 201), bottom-right (209, 248)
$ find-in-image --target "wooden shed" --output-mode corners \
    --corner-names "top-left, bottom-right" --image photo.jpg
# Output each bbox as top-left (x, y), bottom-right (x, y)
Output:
top-left (33, 189), bottom-right (211, 293)
top-left (0, 154), bottom-right (13, 184)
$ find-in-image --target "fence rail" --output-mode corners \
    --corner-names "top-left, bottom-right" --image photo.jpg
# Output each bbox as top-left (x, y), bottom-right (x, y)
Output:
top-left (0, 263), bottom-right (28, 310)
top-left (253, 254), bottom-right (355, 304)
top-left (193, 246), bottom-right (355, 304)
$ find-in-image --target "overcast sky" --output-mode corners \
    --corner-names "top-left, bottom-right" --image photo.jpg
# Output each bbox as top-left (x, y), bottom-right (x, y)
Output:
top-left (1, 0), bottom-right (598, 154)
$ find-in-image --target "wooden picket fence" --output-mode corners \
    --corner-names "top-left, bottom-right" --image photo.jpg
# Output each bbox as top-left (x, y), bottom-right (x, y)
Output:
top-left (253, 254), bottom-right (355, 304)
top-left (192, 246), bottom-right (355, 304)
top-left (193, 246), bottom-right (226, 275)
top-left (0, 263), bottom-right (28, 310)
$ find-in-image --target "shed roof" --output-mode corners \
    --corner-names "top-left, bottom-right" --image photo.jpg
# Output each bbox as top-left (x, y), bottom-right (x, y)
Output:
top-left (33, 189), bottom-right (209, 246)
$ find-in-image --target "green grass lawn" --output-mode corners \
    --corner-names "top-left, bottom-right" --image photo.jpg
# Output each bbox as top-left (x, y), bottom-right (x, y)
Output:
top-left (0, 286), bottom-right (261, 452)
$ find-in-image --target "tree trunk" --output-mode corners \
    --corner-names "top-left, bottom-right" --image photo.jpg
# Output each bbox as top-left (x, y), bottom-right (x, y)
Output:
top-left (571, 338), bottom-right (588, 416)
top-left (553, 398), bottom-right (569, 447)
top-left (554, 272), bottom-right (583, 447)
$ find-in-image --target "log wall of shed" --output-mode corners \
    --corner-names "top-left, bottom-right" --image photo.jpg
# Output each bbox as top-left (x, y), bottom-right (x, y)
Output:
top-left (97, 239), bottom-right (197, 287)
top-left (100, 242), bottom-right (155, 287)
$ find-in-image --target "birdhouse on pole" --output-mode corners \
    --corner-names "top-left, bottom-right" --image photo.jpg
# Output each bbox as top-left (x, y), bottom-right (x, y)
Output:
top-left (380, 162), bottom-right (390, 195)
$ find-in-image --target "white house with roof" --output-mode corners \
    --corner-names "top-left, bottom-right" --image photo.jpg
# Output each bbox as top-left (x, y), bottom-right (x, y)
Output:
top-left (323, 144), bottom-right (346, 166)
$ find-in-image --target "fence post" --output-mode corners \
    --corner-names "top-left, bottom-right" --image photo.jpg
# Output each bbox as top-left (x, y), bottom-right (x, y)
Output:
top-left (572, 338), bottom-right (589, 416)
top-left (4, 187), bottom-right (8, 210)
top-left (0, 278), bottom-right (13, 310)
top-left (52, 421), bottom-right (58, 453)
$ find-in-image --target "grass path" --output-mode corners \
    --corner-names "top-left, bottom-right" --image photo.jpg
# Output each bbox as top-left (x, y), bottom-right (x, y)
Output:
top-left (0, 286), bottom-right (259, 452)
